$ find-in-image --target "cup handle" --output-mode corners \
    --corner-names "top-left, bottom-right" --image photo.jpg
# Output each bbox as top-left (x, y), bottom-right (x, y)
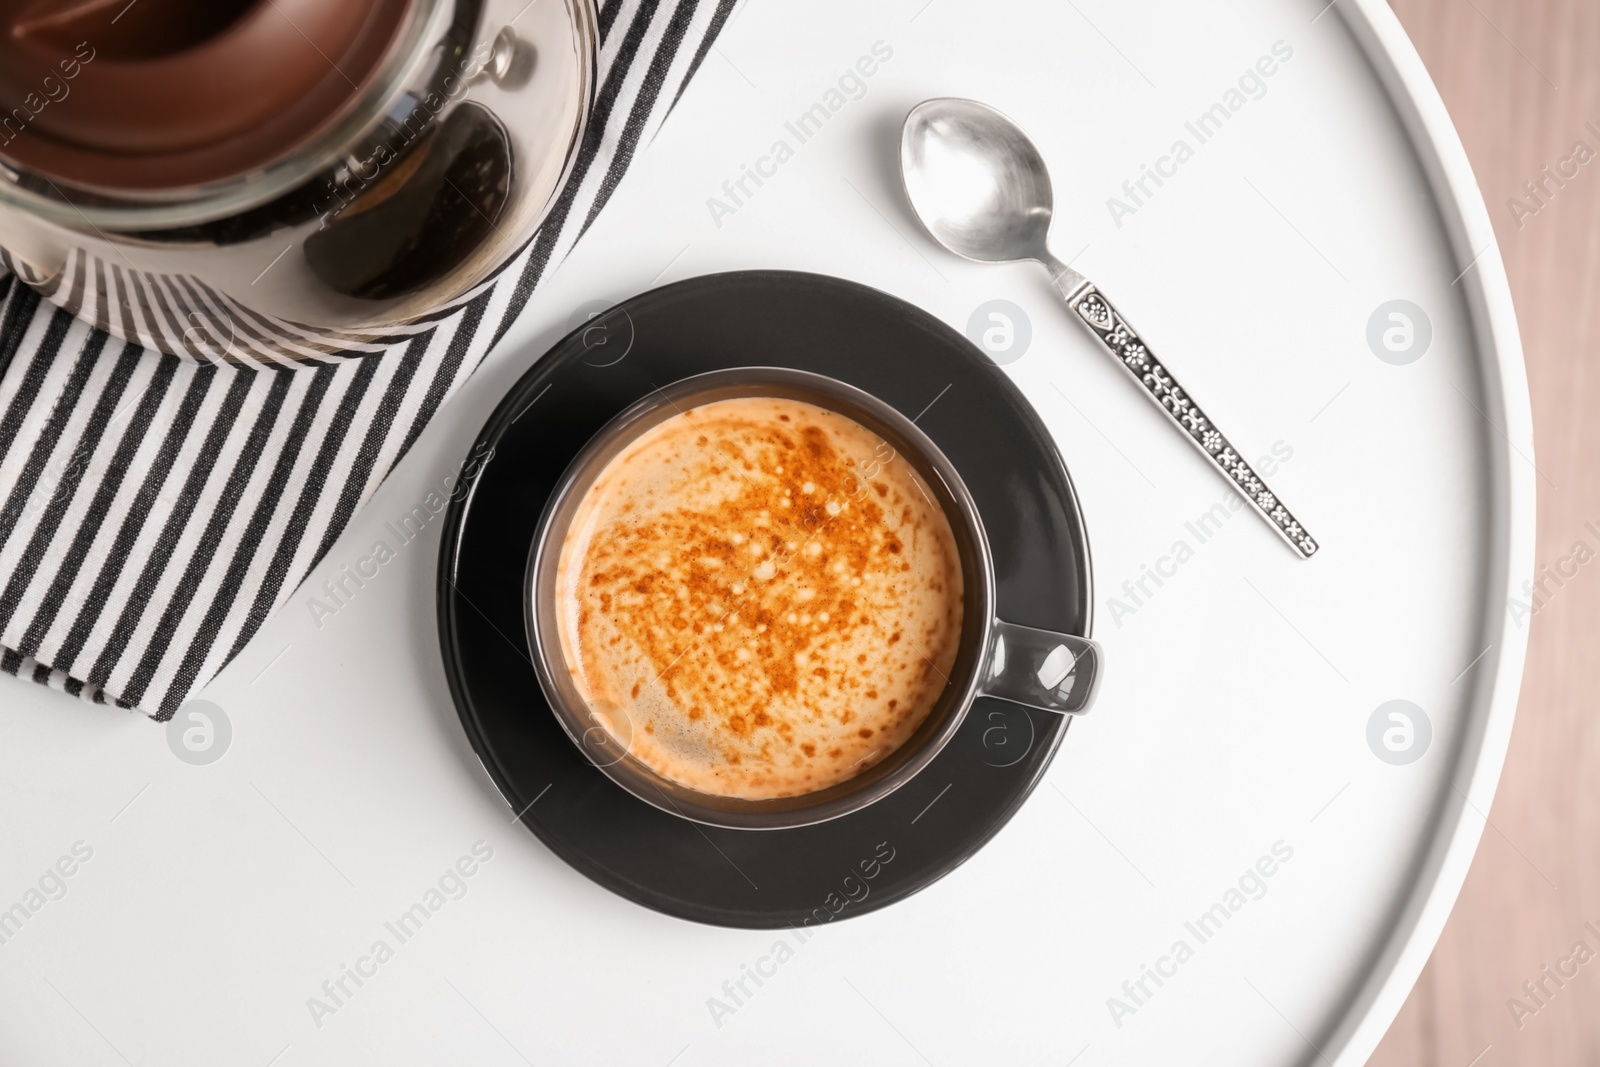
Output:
top-left (977, 620), bottom-right (1102, 715)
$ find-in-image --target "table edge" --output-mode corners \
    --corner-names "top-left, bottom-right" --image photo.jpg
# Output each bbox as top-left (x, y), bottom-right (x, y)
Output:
top-left (1323, 1), bottom-right (1537, 1063)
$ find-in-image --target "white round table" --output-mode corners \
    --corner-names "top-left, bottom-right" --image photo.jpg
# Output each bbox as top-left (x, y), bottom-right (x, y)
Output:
top-left (0, 0), bottom-right (1531, 1063)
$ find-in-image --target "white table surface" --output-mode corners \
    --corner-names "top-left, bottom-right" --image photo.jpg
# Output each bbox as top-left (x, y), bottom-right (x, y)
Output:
top-left (0, 1), bottom-right (1531, 1064)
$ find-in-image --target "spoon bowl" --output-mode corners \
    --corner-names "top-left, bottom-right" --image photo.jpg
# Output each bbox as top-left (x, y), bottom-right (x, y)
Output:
top-left (900, 97), bottom-right (1058, 266)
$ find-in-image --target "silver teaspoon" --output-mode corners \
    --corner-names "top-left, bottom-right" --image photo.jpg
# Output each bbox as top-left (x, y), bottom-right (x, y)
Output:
top-left (900, 97), bottom-right (1317, 559)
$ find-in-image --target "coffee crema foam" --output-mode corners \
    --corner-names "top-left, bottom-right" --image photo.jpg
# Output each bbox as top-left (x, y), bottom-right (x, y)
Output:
top-left (555, 396), bottom-right (963, 800)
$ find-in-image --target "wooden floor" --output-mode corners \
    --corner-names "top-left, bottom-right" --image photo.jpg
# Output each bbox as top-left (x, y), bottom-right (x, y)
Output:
top-left (1368, 0), bottom-right (1600, 1064)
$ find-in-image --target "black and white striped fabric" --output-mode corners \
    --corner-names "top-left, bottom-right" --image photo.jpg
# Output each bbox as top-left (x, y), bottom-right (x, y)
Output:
top-left (0, 0), bottom-right (737, 719)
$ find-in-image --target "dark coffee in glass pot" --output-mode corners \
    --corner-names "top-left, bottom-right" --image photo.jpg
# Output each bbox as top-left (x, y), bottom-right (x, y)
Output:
top-left (0, 0), bottom-right (596, 363)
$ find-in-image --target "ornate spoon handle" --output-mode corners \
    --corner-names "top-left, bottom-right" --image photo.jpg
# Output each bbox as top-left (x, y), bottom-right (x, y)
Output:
top-left (1057, 280), bottom-right (1318, 559)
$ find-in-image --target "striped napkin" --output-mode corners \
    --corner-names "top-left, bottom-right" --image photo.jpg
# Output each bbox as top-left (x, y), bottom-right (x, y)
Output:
top-left (0, 0), bottom-right (737, 718)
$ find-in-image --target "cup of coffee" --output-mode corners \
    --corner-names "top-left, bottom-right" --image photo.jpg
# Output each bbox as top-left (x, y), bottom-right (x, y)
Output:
top-left (525, 367), bottom-right (1101, 830)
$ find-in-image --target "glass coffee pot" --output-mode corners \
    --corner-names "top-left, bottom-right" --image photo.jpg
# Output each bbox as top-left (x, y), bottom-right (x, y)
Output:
top-left (0, 0), bottom-right (595, 364)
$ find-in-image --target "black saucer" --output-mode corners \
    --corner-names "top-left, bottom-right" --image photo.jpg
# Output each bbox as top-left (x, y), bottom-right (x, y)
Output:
top-left (438, 271), bottom-right (1093, 928)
